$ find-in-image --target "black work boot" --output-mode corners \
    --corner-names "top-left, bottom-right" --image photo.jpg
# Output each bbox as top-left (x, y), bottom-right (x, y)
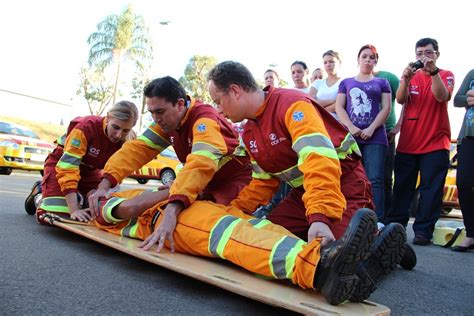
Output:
top-left (399, 243), bottom-right (417, 270)
top-left (314, 208), bottom-right (377, 305)
top-left (349, 222), bottom-right (406, 302)
top-left (25, 181), bottom-right (42, 215)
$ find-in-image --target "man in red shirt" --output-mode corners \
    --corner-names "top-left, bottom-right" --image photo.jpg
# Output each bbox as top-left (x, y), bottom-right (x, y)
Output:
top-left (385, 38), bottom-right (455, 245)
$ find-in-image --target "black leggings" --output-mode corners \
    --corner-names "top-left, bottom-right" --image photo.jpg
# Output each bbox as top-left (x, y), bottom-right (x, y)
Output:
top-left (456, 137), bottom-right (474, 237)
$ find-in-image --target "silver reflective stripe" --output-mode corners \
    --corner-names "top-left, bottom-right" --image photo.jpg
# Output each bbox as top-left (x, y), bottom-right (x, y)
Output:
top-left (191, 142), bottom-right (223, 159)
top-left (122, 218), bottom-right (138, 238)
top-left (209, 216), bottom-right (240, 258)
top-left (292, 133), bottom-right (335, 153)
top-left (140, 128), bottom-right (170, 149)
top-left (337, 133), bottom-right (361, 157)
top-left (42, 197), bottom-right (68, 207)
top-left (101, 197), bottom-right (125, 224)
top-left (57, 134), bottom-right (66, 146)
top-left (248, 218), bottom-right (272, 229)
top-left (273, 165), bottom-right (303, 183)
top-left (272, 236), bottom-right (299, 279)
top-left (59, 152), bottom-right (81, 166)
top-left (251, 161), bottom-right (272, 180)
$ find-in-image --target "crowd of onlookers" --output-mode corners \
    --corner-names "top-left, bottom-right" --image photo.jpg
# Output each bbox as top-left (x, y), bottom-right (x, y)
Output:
top-left (259, 37), bottom-right (473, 251)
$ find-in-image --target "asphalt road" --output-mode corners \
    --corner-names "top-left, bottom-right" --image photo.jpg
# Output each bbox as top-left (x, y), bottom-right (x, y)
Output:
top-left (1, 172), bottom-right (473, 315)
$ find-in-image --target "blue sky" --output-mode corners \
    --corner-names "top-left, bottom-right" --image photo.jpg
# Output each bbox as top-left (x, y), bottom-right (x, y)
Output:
top-left (0, 0), bottom-right (471, 130)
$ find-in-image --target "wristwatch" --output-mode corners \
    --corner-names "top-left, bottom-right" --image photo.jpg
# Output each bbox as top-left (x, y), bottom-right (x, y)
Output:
top-left (430, 67), bottom-right (440, 76)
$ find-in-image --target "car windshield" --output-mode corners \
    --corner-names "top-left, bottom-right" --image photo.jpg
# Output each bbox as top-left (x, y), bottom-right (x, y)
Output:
top-left (161, 148), bottom-right (178, 159)
top-left (0, 122), bottom-right (40, 139)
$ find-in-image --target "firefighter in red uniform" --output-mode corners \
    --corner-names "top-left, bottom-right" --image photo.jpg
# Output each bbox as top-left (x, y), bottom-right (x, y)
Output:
top-left (24, 101), bottom-right (138, 223)
top-left (207, 61), bottom-right (406, 302)
top-left (88, 76), bottom-right (252, 247)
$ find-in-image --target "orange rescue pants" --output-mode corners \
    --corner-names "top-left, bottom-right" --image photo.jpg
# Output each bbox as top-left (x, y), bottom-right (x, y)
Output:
top-left (95, 189), bottom-right (321, 290)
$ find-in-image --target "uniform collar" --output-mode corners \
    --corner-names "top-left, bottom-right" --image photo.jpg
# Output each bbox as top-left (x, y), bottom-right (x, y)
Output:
top-left (178, 96), bottom-right (195, 129)
top-left (255, 85), bottom-right (273, 117)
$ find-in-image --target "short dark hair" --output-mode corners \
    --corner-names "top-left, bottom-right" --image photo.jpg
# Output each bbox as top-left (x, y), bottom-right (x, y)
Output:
top-left (357, 44), bottom-right (379, 63)
top-left (208, 61), bottom-right (259, 92)
top-left (416, 38), bottom-right (439, 51)
top-left (291, 60), bottom-right (308, 70)
top-left (144, 76), bottom-right (186, 104)
top-left (322, 50), bottom-right (341, 63)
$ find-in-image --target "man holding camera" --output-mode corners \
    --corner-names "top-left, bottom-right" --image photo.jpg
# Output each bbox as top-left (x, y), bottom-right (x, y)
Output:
top-left (385, 38), bottom-right (455, 245)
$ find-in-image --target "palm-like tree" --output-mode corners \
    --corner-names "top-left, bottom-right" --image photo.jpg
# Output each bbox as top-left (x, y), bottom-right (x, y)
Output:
top-left (87, 5), bottom-right (153, 104)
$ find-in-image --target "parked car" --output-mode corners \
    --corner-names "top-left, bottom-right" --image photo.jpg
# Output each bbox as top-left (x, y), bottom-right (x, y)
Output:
top-left (0, 121), bottom-right (54, 175)
top-left (410, 140), bottom-right (459, 216)
top-left (128, 148), bottom-right (181, 185)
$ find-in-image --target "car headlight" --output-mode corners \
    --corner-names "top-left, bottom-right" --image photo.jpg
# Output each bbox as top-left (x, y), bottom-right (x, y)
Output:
top-left (0, 140), bottom-right (20, 149)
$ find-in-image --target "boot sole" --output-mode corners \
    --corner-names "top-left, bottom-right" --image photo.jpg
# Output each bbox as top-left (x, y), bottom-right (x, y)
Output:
top-left (399, 244), bottom-right (417, 270)
top-left (25, 181), bottom-right (42, 215)
top-left (350, 223), bottom-right (406, 302)
top-left (321, 209), bottom-right (377, 305)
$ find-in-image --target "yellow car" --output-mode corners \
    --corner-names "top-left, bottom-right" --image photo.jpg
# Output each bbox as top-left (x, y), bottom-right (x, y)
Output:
top-left (128, 148), bottom-right (181, 185)
top-left (0, 121), bottom-right (54, 175)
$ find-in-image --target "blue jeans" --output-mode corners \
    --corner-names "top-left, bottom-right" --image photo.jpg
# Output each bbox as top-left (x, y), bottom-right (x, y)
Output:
top-left (384, 139), bottom-right (396, 213)
top-left (252, 182), bottom-right (291, 218)
top-left (360, 143), bottom-right (387, 221)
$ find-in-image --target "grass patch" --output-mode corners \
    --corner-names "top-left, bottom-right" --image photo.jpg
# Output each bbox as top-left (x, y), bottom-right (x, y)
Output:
top-left (0, 115), bottom-right (66, 143)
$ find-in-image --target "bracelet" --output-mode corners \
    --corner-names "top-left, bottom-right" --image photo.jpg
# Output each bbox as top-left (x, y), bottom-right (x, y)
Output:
top-left (430, 67), bottom-right (439, 76)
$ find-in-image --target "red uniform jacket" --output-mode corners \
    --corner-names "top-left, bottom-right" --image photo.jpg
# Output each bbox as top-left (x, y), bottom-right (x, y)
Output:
top-left (51, 116), bottom-right (124, 194)
top-left (232, 86), bottom-right (361, 225)
top-left (103, 98), bottom-right (250, 208)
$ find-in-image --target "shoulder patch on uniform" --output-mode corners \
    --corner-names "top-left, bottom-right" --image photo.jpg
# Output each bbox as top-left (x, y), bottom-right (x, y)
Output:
top-left (292, 111), bottom-right (304, 122)
top-left (197, 123), bottom-right (207, 132)
top-left (71, 138), bottom-right (81, 147)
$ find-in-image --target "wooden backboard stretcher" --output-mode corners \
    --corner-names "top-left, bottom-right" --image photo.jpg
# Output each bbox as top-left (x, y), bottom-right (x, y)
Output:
top-left (45, 215), bottom-right (390, 316)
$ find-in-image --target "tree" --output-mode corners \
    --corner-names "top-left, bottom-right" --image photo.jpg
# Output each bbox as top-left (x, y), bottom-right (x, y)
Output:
top-left (87, 4), bottom-right (153, 105)
top-left (130, 74), bottom-right (150, 133)
top-left (76, 66), bottom-right (114, 115)
top-left (179, 55), bottom-right (217, 103)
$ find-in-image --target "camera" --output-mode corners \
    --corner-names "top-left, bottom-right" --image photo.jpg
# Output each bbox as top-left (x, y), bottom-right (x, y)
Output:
top-left (411, 60), bottom-right (424, 71)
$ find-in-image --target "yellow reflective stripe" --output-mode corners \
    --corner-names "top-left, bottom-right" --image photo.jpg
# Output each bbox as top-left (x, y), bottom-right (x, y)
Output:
top-left (287, 176), bottom-right (303, 188)
top-left (293, 133), bottom-right (338, 162)
top-left (209, 215), bottom-right (242, 259)
top-left (298, 146), bottom-right (338, 163)
top-left (57, 152), bottom-right (81, 170)
top-left (192, 150), bottom-right (217, 162)
top-left (285, 239), bottom-right (305, 279)
top-left (101, 197), bottom-right (126, 224)
top-left (192, 142), bottom-right (223, 159)
top-left (248, 218), bottom-right (272, 229)
top-left (138, 128), bottom-right (169, 150)
top-left (40, 197), bottom-right (69, 213)
top-left (336, 133), bottom-right (361, 158)
top-left (252, 171), bottom-right (272, 180)
top-left (251, 161), bottom-right (272, 179)
top-left (269, 236), bottom-right (305, 279)
top-left (233, 145), bottom-right (247, 157)
top-left (121, 218), bottom-right (139, 238)
top-left (217, 156), bottom-right (232, 169)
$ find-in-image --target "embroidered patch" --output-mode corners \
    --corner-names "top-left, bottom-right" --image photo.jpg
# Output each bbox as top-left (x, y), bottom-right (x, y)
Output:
top-left (71, 138), bottom-right (81, 147)
top-left (197, 123), bottom-right (206, 132)
top-left (292, 111), bottom-right (304, 122)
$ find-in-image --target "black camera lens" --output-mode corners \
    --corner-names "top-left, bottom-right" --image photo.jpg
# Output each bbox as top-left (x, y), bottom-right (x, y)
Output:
top-left (412, 60), bottom-right (424, 71)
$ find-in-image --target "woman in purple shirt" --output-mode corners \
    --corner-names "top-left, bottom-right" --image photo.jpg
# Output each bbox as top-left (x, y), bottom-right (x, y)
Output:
top-left (335, 44), bottom-right (391, 221)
